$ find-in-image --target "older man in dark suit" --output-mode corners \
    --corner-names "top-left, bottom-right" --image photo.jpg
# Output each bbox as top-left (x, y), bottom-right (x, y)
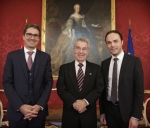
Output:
top-left (99, 30), bottom-right (144, 128)
top-left (2, 24), bottom-right (53, 128)
top-left (57, 37), bottom-right (104, 128)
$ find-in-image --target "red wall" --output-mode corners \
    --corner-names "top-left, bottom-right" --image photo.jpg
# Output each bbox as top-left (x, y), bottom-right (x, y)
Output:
top-left (0, 0), bottom-right (150, 90)
top-left (0, 0), bottom-right (42, 89)
top-left (116, 0), bottom-right (150, 89)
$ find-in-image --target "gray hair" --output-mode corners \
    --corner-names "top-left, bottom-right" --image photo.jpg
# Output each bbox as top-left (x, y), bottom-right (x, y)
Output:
top-left (74, 37), bottom-right (90, 48)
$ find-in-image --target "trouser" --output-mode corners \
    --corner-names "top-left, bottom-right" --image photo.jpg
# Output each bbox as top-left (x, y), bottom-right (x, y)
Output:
top-left (9, 117), bottom-right (46, 128)
top-left (106, 101), bottom-right (129, 128)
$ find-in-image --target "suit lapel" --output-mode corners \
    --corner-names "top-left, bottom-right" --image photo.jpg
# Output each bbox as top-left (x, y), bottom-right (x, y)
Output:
top-left (34, 50), bottom-right (41, 78)
top-left (119, 53), bottom-right (130, 85)
top-left (18, 48), bottom-right (28, 80)
top-left (103, 54), bottom-right (130, 88)
top-left (104, 58), bottom-right (111, 85)
top-left (102, 57), bottom-right (111, 97)
top-left (68, 61), bottom-right (80, 95)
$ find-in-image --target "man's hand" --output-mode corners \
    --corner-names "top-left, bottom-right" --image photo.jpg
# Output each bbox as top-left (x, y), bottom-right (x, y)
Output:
top-left (73, 100), bottom-right (87, 113)
top-left (24, 104), bottom-right (41, 120)
top-left (100, 114), bottom-right (107, 125)
top-left (128, 117), bottom-right (139, 128)
top-left (33, 105), bottom-right (41, 113)
top-left (19, 104), bottom-right (35, 115)
top-left (19, 104), bottom-right (37, 120)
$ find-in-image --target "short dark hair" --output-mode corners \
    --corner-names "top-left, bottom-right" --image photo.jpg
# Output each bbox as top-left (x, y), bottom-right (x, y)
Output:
top-left (23, 24), bottom-right (41, 37)
top-left (105, 30), bottom-right (123, 42)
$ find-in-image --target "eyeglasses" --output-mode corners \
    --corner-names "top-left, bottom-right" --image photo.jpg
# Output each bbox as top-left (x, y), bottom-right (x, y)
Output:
top-left (25, 33), bottom-right (40, 39)
top-left (74, 46), bottom-right (88, 52)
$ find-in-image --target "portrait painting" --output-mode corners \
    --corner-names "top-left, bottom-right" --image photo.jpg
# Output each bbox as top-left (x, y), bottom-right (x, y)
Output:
top-left (42, 0), bottom-right (115, 77)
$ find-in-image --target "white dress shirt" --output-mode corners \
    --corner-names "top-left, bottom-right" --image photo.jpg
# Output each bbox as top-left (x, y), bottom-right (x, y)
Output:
top-left (75, 60), bottom-right (86, 76)
top-left (74, 60), bottom-right (89, 105)
top-left (24, 47), bottom-right (37, 63)
top-left (107, 51), bottom-right (124, 101)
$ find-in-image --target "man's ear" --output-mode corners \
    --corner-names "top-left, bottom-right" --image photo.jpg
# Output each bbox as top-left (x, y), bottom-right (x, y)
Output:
top-left (121, 40), bottom-right (123, 45)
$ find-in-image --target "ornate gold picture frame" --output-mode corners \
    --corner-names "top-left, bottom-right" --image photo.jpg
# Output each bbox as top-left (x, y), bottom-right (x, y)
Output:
top-left (41, 0), bottom-right (115, 79)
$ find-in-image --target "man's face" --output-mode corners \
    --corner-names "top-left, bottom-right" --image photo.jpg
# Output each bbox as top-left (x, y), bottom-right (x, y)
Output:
top-left (106, 33), bottom-right (123, 56)
top-left (23, 27), bottom-right (40, 50)
top-left (74, 41), bottom-right (89, 63)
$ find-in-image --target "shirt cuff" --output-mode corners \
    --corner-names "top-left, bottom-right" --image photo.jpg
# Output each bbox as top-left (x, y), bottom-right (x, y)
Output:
top-left (131, 117), bottom-right (139, 120)
top-left (83, 99), bottom-right (89, 106)
top-left (40, 106), bottom-right (44, 111)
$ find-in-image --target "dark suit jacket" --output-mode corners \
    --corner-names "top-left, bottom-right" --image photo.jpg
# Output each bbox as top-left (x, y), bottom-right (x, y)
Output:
top-left (100, 53), bottom-right (144, 123)
top-left (57, 61), bottom-right (104, 128)
top-left (2, 48), bottom-right (53, 121)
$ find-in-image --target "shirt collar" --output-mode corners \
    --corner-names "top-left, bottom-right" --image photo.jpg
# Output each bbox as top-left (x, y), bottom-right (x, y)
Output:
top-left (75, 60), bottom-right (86, 67)
top-left (24, 47), bottom-right (37, 54)
top-left (111, 50), bottom-right (124, 61)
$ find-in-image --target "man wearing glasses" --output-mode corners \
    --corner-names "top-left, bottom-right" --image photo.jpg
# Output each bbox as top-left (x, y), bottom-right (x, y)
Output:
top-left (3, 24), bottom-right (53, 128)
top-left (57, 37), bottom-right (104, 128)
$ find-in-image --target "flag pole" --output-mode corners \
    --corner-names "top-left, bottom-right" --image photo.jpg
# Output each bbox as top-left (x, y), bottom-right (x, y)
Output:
top-left (21, 17), bottom-right (28, 48)
top-left (26, 17), bottom-right (28, 24)
top-left (129, 19), bottom-right (131, 29)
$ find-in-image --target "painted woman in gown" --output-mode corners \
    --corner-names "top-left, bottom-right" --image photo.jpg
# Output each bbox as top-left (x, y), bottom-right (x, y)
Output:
top-left (50, 4), bottom-right (99, 75)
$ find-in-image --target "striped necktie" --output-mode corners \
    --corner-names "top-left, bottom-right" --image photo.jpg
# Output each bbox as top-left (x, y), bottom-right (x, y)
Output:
top-left (77, 63), bottom-right (84, 91)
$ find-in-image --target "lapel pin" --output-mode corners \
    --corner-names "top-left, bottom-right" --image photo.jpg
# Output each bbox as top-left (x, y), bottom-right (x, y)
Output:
top-left (89, 73), bottom-right (92, 75)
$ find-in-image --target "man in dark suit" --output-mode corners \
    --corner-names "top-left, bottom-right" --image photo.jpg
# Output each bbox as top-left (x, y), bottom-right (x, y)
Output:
top-left (57, 37), bottom-right (104, 128)
top-left (99, 30), bottom-right (144, 128)
top-left (2, 24), bottom-right (53, 128)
